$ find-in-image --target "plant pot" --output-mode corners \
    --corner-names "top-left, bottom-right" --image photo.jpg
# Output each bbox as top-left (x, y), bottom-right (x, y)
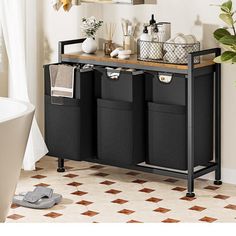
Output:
top-left (82, 37), bottom-right (97, 54)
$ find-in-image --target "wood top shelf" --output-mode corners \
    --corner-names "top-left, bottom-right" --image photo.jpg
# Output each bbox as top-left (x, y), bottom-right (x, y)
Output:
top-left (62, 50), bottom-right (215, 73)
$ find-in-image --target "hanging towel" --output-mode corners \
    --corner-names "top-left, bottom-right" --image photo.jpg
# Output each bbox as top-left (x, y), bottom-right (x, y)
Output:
top-left (61, 0), bottom-right (72, 12)
top-left (49, 64), bottom-right (76, 98)
top-left (51, 0), bottom-right (62, 11)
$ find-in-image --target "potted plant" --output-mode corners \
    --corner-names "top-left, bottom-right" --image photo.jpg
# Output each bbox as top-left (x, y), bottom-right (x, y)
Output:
top-left (213, 0), bottom-right (236, 63)
top-left (81, 16), bottom-right (103, 54)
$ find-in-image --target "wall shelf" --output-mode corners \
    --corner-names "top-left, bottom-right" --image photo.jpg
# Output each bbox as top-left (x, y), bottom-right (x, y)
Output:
top-left (81, 0), bottom-right (157, 5)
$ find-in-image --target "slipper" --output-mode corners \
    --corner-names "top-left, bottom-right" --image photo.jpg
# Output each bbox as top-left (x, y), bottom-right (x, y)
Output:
top-left (12, 195), bottom-right (56, 209)
top-left (19, 192), bottom-right (62, 205)
top-left (12, 187), bottom-right (62, 209)
top-left (23, 186), bottom-right (54, 203)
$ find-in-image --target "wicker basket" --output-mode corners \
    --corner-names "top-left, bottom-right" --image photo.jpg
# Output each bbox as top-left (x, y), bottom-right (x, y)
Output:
top-left (137, 39), bottom-right (200, 65)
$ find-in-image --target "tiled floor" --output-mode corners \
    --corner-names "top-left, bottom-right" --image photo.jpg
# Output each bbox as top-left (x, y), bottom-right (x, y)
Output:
top-left (6, 156), bottom-right (236, 223)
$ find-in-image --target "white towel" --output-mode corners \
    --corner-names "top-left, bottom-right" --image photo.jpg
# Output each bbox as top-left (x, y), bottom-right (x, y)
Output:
top-left (174, 45), bottom-right (188, 60)
top-left (51, 0), bottom-right (62, 11)
top-left (174, 35), bottom-right (187, 44)
top-left (163, 39), bottom-right (175, 52)
top-left (163, 52), bottom-right (178, 64)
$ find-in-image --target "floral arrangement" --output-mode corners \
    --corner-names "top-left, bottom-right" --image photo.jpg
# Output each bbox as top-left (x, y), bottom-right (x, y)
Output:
top-left (81, 16), bottom-right (103, 39)
top-left (213, 0), bottom-right (236, 63)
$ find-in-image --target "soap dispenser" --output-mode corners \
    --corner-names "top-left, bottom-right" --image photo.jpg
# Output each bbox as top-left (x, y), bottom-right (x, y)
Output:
top-left (149, 24), bottom-right (163, 60)
top-left (140, 25), bottom-right (152, 59)
top-left (148, 14), bottom-right (156, 36)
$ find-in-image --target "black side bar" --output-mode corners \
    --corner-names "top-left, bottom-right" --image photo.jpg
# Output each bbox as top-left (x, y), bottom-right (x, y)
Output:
top-left (58, 38), bottom-right (86, 63)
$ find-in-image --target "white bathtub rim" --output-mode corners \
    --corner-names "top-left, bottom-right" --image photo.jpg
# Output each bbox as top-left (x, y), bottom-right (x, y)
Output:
top-left (0, 97), bottom-right (35, 124)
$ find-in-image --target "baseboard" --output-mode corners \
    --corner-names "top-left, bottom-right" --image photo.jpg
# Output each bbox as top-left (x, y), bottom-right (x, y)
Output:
top-left (202, 167), bottom-right (236, 185)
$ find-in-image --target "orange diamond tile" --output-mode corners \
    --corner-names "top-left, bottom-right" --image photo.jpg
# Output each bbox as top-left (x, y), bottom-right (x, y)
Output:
top-left (118, 209), bottom-right (135, 215)
top-left (132, 179), bottom-right (147, 184)
top-left (204, 186), bottom-right (220, 190)
top-left (172, 187), bottom-right (186, 192)
top-left (127, 220), bottom-right (143, 223)
top-left (31, 174), bottom-right (46, 179)
top-left (139, 188), bottom-right (155, 193)
top-left (34, 183), bottom-right (50, 187)
top-left (44, 212), bottom-right (62, 218)
top-left (100, 180), bottom-right (115, 185)
top-left (214, 194), bottom-right (230, 200)
top-left (67, 182), bottom-right (83, 187)
top-left (224, 204), bottom-right (236, 210)
top-left (162, 218), bottom-right (180, 223)
top-left (10, 203), bottom-right (20, 209)
top-left (105, 189), bottom-right (121, 194)
top-left (154, 207), bottom-right (171, 213)
top-left (71, 190), bottom-right (88, 196)
top-left (93, 172), bottom-right (109, 177)
top-left (81, 211), bottom-right (99, 217)
top-left (126, 171), bottom-right (140, 176)
top-left (180, 196), bottom-right (196, 201)
top-left (199, 216), bottom-right (217, 223)
top-left (164, 178), bottom-right (179, 183)
top-left (90, 165), bottom-right (105, 169)
top-left (7, 214), bottom-right (24, 220)
top-left (63, 174), bottom-right (79, 178)
top-left (146, 197), bottom-right (162, 203)
top-left (111, 199), bottom-right (128, 204)
top-left (189, 206), bottom-right (206, 212)
top-left (76, 200), bottom-right (93, 206)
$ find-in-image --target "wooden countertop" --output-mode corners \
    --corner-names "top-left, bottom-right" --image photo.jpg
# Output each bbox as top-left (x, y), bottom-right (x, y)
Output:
top-left (62, 50), bottom-right (215, 72)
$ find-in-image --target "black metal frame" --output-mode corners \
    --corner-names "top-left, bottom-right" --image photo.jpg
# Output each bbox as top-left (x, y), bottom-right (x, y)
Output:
top-left (53, 39), bottom-right (221, 197)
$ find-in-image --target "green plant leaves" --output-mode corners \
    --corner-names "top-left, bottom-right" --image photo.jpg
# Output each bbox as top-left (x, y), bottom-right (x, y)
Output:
top-left (232, 55), bottom-right (236, 63)
top-left (222, 0), bottom-right (232, 12)
top-left (214, 52), bottom-right (236, 63)
top-left (214, 28), bottom-right (231, 40)
top-left (220, 13), bottom-right (234, 26)
top-left (221, 51), bottom-right (236, 61)
top-left (219, 35), bottom-right (236, 45)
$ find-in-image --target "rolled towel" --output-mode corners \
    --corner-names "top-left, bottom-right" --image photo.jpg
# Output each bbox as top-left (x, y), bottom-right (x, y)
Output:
top-left (149, 42), bottom-right (163, 60)
top-left (174, 34), bottom-right (187, 44)
top-left (163, 52), bottom-right (178, 64)
top-left (163, 39), bottom-right (175, 52)
top-left (174, 45), bottom-right (188, 60)
top-left (51, 0), bottom-right (62, 11)
top-left (185, 35), bottom-right (197, 44)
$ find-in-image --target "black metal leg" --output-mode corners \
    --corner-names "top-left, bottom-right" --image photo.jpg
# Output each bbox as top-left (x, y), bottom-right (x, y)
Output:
top-left (186, 54), bottom-right (195, 198)
top-left (214, 53), bottom-right (222, 186)
top-left (57, 158), bottom-right (65, 172)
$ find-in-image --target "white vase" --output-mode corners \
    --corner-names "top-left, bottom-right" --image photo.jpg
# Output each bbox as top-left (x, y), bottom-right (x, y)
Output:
top-left (82, 37), bottom-right (97, 54)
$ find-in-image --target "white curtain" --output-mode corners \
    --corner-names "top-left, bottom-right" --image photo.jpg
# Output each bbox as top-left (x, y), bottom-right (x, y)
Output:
top-left (0, 0), bottom-right (48, 170)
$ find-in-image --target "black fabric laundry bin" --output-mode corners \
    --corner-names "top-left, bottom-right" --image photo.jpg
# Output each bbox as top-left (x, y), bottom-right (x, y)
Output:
top-left (95, 67), bottom-right (144, 102)
top-left (145, 72), bottom-right (186, 106)
top-left (97, 99), bottom-right (145, 166)
top-left (147, 102), bottom-right (213, 170)
top-left (44, 64), bottom-right (95, 161)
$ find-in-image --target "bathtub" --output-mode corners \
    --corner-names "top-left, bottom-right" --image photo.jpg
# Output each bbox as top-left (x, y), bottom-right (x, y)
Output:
top-left (0, 97), bottom-right (34, 222)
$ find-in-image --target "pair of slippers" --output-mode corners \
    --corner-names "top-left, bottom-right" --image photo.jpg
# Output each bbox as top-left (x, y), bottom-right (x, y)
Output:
top-left (13, 187), bottom-right (62, 209)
